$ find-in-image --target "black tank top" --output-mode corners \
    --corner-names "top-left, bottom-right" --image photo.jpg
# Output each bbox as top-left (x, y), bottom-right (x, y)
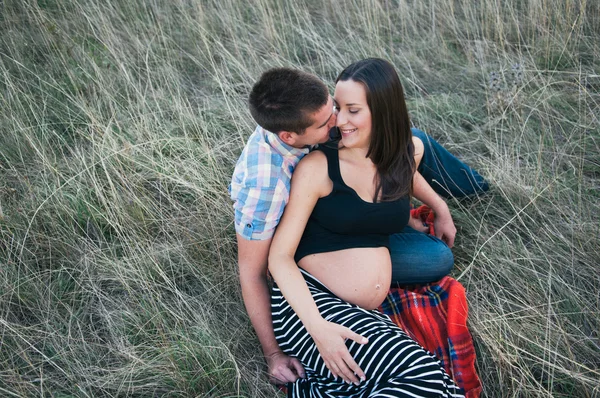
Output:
top-left (294, 145), bottom-right (410, 263)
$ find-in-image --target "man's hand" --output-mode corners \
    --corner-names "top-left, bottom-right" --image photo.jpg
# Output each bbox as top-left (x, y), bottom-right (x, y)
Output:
top-left (266, 351), bottom-right (305, 384)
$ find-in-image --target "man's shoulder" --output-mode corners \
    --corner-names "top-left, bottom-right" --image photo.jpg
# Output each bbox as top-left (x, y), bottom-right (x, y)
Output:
top-left (232, 127), bottom-right (286, 189)
top-left (240, 126), bottom-right (285, 163)
top-left (235, 145), bottom-right (285, 182)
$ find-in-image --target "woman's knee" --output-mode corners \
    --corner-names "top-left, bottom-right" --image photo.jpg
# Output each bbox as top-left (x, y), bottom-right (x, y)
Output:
top-left (389, 233), bottom-right (454, 284)
top-left (426, 243), bottom-right (454, 277)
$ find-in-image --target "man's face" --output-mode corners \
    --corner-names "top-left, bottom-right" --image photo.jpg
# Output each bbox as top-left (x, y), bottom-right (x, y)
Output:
top-left (292, 96), bottom-right (338, 147)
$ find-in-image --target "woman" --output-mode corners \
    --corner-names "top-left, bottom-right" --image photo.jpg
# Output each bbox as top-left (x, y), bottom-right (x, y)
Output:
top-left (268, 58), bottom-right (464, 397)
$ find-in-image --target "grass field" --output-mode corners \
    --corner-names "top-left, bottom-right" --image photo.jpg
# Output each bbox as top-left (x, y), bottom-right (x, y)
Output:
top-left (0, 0), bottom-right (599, 396)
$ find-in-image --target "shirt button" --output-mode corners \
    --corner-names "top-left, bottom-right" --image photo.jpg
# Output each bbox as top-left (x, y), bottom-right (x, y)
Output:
top-left (246, 223), bottom-right (252, 228)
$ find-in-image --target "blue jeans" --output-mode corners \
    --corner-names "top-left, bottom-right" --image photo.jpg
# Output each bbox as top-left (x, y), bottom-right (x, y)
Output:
top-left (390, 226), bottom-right (455, 284)
top-left (412, 128), bottom-right (489, 199)
top-left (389, 128), bottom-right (489, 285)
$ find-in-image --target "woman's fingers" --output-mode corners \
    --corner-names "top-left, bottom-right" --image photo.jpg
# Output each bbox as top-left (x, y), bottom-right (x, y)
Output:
top-left (344, 328), bottom-right (369, 346)
top-left (341, 328), bottom-right (368, 382)
top-left (343, 351), bottom-right (366, 383)
top-left (325, 359), bottom-right (340, 380)
top-left (313, 321), bottom-right (370, 384)
top-left (434, 215), bottom-right (456, 248)
top-left (333, 327), bottom-right (367, 384)
top-left (337, 351), bottom-right (363, 384)
top-left (329, 357), bottom-right (356, 384)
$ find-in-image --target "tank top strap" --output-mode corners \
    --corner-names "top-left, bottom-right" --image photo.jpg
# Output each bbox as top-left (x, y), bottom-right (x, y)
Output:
top-left (317, 144), bottom-right (345, 191)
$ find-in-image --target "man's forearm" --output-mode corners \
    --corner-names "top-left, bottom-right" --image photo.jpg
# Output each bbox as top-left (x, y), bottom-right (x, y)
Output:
top-left (236, 234), bottom-right (282, 357)
top-left (239, 271), bottom-right (281, 357)
top-left (236, 233), bottom-right (305, 383)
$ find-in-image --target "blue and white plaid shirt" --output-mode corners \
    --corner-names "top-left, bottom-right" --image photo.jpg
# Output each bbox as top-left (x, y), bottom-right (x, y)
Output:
top-left (229, 126), bottom-right (310, 240)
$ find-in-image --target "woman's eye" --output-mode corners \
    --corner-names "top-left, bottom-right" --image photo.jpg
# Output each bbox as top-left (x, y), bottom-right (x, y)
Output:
top-left (349, 109), bottom-right (359, 114)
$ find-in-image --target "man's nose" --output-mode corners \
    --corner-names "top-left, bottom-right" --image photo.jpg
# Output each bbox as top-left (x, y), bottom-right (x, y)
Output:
top-left (328, 111), bottom-right (338, 128)
top-left (335, 111), bottom-right (345, 127)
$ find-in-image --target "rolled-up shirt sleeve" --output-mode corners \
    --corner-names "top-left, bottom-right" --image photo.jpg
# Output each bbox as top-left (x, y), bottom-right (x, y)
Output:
top-left (231, 181), bottom-right (287, 241)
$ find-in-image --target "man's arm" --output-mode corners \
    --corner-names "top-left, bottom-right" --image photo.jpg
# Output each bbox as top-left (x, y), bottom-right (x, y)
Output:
top-left (236, 233), bottom-right (305, 384)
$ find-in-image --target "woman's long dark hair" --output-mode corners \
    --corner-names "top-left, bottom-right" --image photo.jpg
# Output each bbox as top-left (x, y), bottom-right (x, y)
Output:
top-left (336, 58), bottom-right (415, 202)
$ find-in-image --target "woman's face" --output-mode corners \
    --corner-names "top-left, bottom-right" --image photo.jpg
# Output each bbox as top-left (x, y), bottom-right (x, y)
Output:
top-left (334, 79), bottom-right (372, 149)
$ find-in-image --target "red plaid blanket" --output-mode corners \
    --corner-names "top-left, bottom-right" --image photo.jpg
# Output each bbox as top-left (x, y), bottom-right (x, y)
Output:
top-left (378, 277), bottom-right (482, 397)
top-left (374, 205), bottom-right (482, 396)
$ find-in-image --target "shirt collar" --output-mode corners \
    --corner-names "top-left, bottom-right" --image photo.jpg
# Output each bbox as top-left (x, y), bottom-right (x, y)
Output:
top-left (260, 126), bottom-right (310, 157)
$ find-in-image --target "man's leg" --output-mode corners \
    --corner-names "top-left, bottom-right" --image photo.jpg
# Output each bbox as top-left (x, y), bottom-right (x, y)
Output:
top-left (412, 128), bottom-right (489, 199)
top-left (389, 226), bottom-right (454, 285)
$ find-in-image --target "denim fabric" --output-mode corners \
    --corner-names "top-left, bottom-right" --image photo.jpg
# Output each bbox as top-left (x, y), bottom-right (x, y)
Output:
top-left (389, 226), bottom-right (454, 284)
top-left (388, 129), bottom-right (489, 284)
top-left (412, 128), bottom-right (489, 199)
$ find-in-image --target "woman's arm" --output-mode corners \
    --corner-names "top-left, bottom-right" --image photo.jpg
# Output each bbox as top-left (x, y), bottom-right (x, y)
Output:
top-left (268, 151), bottom-right (368, 385)
top-left (412, 170), bottom-right (457, 247)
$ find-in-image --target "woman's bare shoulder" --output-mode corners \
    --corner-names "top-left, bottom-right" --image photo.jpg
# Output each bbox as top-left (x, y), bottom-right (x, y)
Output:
top-left (296, 149), bottom-right (327, 173)
top-left (293, 150), bottom-right (331, 195)
top-left (412, 135), bottom-right (424, 156)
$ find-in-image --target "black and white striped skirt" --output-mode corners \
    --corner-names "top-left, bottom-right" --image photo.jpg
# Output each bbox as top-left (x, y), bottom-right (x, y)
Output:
top-left (271, 268), bottom-right (465, 397)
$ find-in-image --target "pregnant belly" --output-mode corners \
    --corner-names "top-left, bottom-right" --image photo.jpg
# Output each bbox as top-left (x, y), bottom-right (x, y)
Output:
top-left (298, 247), bottom-right (391, 310)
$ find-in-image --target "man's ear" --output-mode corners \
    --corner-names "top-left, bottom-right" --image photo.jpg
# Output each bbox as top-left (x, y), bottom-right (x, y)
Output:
top-left (278, 131), bottom-right (298, 146)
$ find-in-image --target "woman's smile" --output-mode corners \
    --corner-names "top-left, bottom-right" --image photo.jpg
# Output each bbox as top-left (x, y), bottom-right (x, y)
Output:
top-left (340, 128), bottom-right (357, 135)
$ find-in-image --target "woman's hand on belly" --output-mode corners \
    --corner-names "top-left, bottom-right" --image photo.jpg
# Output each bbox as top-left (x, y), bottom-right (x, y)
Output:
top-left (298, 247), bottom-right (392, 309)
top-left (307, 317), bottom-right (369, 385)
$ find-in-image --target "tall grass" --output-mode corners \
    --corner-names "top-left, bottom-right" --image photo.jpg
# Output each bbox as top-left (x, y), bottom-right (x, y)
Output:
top-left (0, 0), bottom-right (598, 396)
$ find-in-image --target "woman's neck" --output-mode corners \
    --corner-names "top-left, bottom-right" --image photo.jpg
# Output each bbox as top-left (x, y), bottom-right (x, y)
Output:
top-left (343, 146), bottom-right (371, 162)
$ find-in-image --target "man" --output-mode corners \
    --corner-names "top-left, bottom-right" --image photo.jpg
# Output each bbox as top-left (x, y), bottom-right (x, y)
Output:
top-left (229, 67), bottom-right (488, 384)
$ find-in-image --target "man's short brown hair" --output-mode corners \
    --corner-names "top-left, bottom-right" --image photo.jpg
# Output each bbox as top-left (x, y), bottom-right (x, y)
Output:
top-left (249, 68), bottom-right (329, 134)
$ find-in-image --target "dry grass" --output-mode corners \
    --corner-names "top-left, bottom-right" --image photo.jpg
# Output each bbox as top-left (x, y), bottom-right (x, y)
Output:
top-left (0, 0), bottom-right (598, 396)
